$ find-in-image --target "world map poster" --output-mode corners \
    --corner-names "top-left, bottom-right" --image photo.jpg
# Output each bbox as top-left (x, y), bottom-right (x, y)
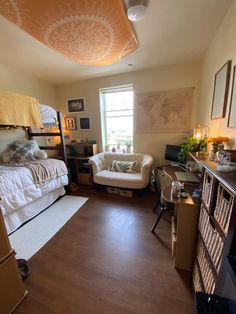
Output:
top-left (134, 87), bottom-right (195, 133)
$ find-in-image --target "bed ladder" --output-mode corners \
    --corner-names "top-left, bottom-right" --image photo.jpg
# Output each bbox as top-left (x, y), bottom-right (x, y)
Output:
top-left (28, 112), bottom-right (67, 165)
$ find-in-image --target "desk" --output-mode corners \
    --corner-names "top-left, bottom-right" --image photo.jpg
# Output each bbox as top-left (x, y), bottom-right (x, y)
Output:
top-left (161, 165), bottom-right (200, 271)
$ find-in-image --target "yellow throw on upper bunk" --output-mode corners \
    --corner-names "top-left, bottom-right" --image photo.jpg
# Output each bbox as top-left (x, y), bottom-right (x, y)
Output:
top-left (0, 0), bottom-right (139, 66)
top-left (0, 91), bottom-right (43, 127)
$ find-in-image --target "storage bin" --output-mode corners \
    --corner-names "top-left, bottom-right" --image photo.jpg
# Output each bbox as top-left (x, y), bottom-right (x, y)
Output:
top-left (107, 187), bottom-right (119, 194)
top-left (199, 204), bottom-right (224, 273)
top-left (214, 184), bottom-right (234, 235)
top-left (202, 170), bottom-right (215, 212)
top-left (193, 262), bottom-right (204, 292)
top-left (119, 189), bottom-right (133, 197)
top-left (196, 240), bottom-right (216, 294)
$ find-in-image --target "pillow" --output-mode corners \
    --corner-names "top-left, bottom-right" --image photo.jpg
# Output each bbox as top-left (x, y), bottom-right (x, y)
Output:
top-left (34, 150), bottom-right (48, 159)
top-left (109, 160), bottom-right (139, 173)
top-left (15, 140), bottom-right (40, 153)
top-left (2, 151), bottom-right (11, 163)
top-left (9, 142), bottom-right (36, 163)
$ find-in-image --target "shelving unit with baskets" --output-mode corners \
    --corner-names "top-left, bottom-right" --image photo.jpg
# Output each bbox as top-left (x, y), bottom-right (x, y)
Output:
top-left (190, 153), bottom-right (236, 299)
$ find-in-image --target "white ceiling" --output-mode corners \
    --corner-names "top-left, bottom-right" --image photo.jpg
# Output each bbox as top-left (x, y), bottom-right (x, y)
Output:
top-left (0, 0), bottom-right (233, 85)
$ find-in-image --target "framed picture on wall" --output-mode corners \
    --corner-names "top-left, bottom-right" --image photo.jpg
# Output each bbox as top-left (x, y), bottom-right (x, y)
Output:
top-left (67, 98), bottom-right (86, 113)
top-left (228, 65), bottom-right (236, 127)
top-left (211, 60), bottom-right (231, 119)
top-left (79, 117), bottom-right (91, 131)
top-left (65, 116), bottom-right (77, 130)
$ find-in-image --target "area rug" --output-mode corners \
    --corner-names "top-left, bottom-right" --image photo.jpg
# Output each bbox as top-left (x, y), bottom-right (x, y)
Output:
top-left (9, 195), bottom-right (88, 260)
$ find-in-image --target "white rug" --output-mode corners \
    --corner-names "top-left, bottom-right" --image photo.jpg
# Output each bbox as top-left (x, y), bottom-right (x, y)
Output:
top-left (9, 195), bottom-right (88, 260)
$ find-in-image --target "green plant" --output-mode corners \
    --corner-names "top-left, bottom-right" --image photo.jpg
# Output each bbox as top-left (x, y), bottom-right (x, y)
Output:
top-left (178, 136), bottom-right (207, 164)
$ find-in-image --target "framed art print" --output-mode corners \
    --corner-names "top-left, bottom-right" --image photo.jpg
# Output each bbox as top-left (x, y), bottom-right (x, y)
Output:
top-left (211, 60), bottom-right (231, 119)
top-left (228, 65), bottom-right (236, 127)
top-left (67, 98), bottom-right (86, 113)
top-left (79, 117), bottom-right (91, 131)
top-left (65, 116), bottom-right (77, 130)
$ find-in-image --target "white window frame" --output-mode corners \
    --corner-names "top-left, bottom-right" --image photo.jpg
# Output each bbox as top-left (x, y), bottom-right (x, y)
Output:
top-left (99, 84), bottom-right (134, 151)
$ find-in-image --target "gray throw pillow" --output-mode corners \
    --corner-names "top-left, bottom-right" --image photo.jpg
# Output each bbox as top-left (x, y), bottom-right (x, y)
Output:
top-left (9, 143), bottom-right (36, 163)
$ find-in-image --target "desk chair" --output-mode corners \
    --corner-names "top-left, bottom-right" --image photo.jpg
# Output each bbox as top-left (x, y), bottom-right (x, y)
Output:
top-left (151, 168), bottom-right (174, 233)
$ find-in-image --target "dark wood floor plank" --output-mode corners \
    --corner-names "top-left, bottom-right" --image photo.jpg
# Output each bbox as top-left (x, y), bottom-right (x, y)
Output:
top-left (15, 187), bottom-right (193, 314)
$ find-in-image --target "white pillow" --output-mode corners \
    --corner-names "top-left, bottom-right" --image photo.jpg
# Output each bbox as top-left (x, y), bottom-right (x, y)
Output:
top-left (2, 151), bottom-right (11, 163)
top-left (34, 150), bottom-right (47, 159)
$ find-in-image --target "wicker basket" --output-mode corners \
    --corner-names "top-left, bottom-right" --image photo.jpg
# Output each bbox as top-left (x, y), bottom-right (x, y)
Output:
top-left (193, 262), bottom-right (204, 292)
top-left (202, 171), bottom-right (215, 211)
top-left (196, 240), bottom-right (216, 294)
top-left (199, 204), bottom-right (224, 273)
top-left (214, 184), bottom-right (234, 235)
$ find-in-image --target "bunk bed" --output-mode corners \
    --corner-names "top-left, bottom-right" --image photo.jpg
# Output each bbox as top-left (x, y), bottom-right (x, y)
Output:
top-left (28, 104), bottom-right (67, 165)
top-left (0, 92), bottom-right (69, 234)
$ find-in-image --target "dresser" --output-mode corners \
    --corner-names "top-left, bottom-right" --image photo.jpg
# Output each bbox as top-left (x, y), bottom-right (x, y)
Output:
top-left (0, 208), bottom-right (27, 313)
top-left (191, 153), bottom-right (236, 300)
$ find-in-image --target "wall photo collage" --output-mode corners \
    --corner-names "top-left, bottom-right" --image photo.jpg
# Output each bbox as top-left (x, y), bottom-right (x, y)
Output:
top-left (65, 97), bottom-right (91, 131)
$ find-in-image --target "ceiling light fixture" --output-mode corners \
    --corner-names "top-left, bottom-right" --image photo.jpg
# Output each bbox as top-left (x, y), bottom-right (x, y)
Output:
top-left (127, 0), bottom-right (146, 22)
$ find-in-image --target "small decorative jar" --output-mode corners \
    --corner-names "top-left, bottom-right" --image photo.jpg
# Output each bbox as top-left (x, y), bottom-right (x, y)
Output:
top-left (209, 144), bottom-right (219, 161)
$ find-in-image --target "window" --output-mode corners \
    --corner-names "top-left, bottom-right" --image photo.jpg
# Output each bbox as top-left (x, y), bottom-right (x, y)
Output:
top-left (100, 85), bottom-right (133, 151)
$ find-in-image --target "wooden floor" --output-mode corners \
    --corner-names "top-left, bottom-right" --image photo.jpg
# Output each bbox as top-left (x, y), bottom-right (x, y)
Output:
top-left (15, 186), bottom-right (193, 314)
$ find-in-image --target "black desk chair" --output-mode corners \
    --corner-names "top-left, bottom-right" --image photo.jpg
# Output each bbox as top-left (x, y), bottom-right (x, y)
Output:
top-left (151, 168), bottom-right (174, 233)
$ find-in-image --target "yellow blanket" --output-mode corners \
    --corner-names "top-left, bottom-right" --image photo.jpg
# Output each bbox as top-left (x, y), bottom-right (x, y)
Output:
top-left (0, 91), bottom-right (43, 127)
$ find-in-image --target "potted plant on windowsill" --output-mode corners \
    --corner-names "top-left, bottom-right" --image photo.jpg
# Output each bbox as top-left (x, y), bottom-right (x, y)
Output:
top-left (178, 136), bottom-right (207, 164)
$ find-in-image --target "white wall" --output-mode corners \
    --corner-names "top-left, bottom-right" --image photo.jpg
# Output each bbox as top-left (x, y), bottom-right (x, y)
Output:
top-left (56, 61), bottom-right (201, 165)
top-left (197, 0), bottom-right (236, 147)
top-left (0, 64), bottom-right (56, 155)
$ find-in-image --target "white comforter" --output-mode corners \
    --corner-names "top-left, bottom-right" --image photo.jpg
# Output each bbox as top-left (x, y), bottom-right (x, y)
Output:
top-left (0, 163), bottom-right (68, 217)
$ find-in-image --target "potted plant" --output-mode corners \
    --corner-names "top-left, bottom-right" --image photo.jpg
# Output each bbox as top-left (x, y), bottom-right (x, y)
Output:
top-left (124, 140), bottom-right (132, 153)
top-left (178, 136), bottom-right (207, 164)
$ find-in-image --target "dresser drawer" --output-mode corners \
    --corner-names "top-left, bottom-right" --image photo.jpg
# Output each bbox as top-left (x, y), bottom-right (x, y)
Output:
top-left (0, 253), bottom-right (27, 314)
top-left (0, 210), bottom-right (11, 262)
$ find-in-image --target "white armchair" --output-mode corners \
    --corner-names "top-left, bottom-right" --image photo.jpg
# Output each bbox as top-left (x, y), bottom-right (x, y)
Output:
top-left (89, 152), bottom-right (153, 189)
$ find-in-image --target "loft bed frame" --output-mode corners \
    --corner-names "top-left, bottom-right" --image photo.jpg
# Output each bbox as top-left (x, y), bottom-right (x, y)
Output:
top-left (27, 111), bottom-right (67, 165)
top-left (0, 111), bottom-right (67, 165)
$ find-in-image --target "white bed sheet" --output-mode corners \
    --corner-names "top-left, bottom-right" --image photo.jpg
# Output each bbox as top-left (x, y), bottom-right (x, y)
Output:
top-left (0, 163), bottom-right (68, 234)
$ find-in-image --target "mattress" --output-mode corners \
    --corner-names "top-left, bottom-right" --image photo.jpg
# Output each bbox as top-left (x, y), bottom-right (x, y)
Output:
top-left (0, 161), bottom-right (68, 234)
top-left (40, 104), bottom-right (57, 125)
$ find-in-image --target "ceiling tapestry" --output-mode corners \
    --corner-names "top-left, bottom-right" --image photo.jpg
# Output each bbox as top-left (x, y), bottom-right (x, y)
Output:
top-left (135, 87), bottom-right (195, 133)
top-left (0, 0), bottom-right (139, 66)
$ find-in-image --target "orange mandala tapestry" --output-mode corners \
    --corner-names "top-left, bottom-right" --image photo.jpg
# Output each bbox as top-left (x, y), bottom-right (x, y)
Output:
top-left (0, 0), bottom-right (139, 66)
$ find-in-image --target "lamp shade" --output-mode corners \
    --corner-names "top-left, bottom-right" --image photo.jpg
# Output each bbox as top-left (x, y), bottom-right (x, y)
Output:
top-left (127, 4), bottom-right (146, 21)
